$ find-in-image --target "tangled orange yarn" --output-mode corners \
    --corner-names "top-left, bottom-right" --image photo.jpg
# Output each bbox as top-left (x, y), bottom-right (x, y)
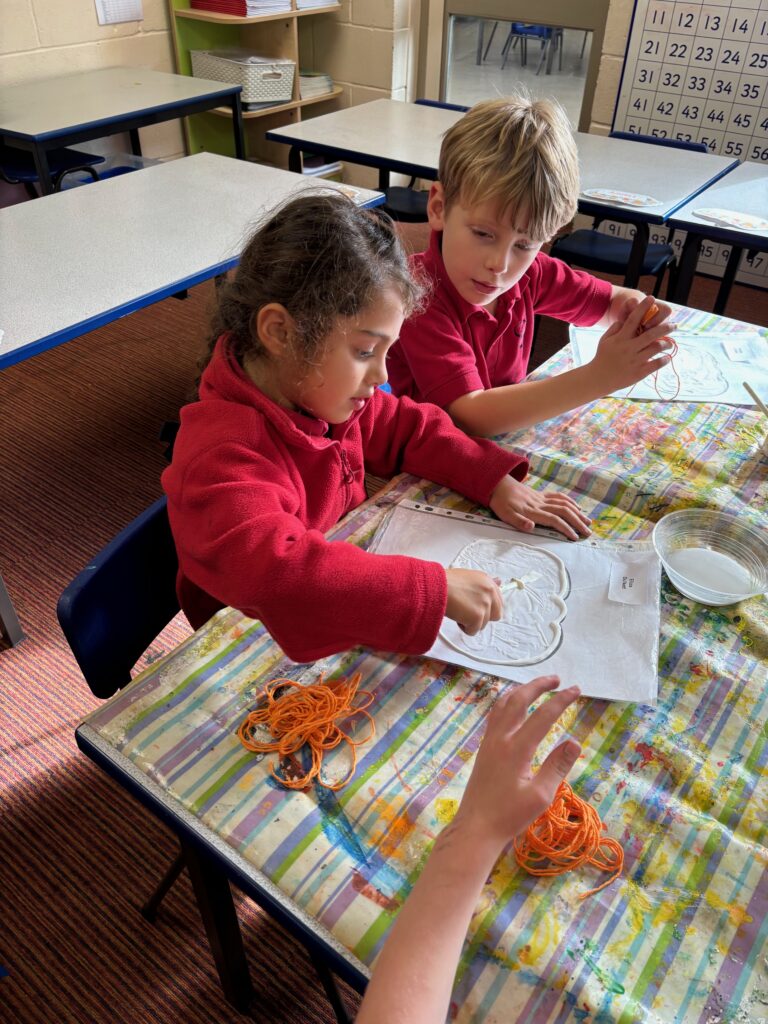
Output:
top-left (514, 780), bottom-right (624, 899)
top-left (237, 673), bottom-right (374, 791)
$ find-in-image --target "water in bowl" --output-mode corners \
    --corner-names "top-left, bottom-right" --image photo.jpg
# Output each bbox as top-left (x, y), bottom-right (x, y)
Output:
top-left (665, 547), bottom-right (755, 599)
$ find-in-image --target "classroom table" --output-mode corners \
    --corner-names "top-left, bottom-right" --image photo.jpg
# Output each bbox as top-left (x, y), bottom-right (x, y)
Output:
top-left (0, 67), bottom-right (245, 195)
top-left (0, 153), bottom-right (382, 648)
top-left (75, 312), bottom-right (768, 1023)
top-left (667, 161), bottom-right (768, 315)
top-left (266, 99), bottom-right (738, 287)
top-left (0, 151), bottom-right (383, 371)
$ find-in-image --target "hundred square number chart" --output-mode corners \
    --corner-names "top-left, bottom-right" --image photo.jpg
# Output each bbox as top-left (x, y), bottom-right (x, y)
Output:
top-left (611, 0), bottom-right (768, 289)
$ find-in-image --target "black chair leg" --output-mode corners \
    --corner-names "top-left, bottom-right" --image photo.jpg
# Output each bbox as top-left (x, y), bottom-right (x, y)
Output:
top-left (714, 245), bottom-right (743, 316)
top-left (0, 571), bottom-right (25, 649)
top-left (308, 949), bottom-right (353, 1024)
top-left (141, 849), bottom-right (186, 922)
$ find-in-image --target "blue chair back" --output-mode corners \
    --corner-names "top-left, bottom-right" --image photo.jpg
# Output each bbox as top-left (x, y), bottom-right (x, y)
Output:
top-left (415, 99), bottom-right (470, 113)
top-left (57, 497), bottom-right (180, 699)
top-left (511, 22), bottom-right (552, 39)
top-left (609, 131), bottom-right (708, 154)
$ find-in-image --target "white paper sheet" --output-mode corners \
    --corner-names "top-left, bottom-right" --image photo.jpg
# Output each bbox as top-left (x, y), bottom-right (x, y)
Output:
top-left (95, 0), bottom-right (143, 25)
top-left (569, 326), bottom-right (768, 405)
top-left (370, 501), bottom-right (661, 704)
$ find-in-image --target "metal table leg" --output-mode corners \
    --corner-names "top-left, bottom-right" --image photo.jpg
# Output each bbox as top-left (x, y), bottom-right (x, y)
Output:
top-left (671, 233), bottom-right (703, 305)
top-left (181, 838), bottom-right (254, 1012)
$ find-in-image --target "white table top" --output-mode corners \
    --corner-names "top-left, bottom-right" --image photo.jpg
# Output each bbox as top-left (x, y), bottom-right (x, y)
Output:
top-left (0, 67), bottom-right (240, 141)
top-left (667, 160), bottom-right (768, 241)
top-left (0, 152), bottom-right (382, 368)
top-left (267, 98), bottom-right (462, 178)
top-left (267, 100), bottom-right (738, 222)
top-left (575, 132), bottom-right (738, 220)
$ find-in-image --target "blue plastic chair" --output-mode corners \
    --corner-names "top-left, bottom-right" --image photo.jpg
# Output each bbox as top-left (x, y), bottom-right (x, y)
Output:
top-left (57, 496), bottom-right (179, 700)
top-left (381, 99), bottom-right (470, 223)
top-left (0, 143), bottom-right (105, 198)
top-left (549, 133), bottom-right (708, 295)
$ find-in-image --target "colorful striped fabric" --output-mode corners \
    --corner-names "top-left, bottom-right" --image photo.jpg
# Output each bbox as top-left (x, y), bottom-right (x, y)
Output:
top-left (80, 365), bottom-right (768, 1024)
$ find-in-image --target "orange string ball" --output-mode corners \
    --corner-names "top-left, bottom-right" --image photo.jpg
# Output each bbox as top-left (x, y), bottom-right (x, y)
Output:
top-left (237, 673), bottom-right (374, 791)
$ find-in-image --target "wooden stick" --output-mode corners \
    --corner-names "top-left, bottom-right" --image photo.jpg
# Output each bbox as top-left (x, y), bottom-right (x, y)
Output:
top-left (743, 381), bottom-right (768, 418)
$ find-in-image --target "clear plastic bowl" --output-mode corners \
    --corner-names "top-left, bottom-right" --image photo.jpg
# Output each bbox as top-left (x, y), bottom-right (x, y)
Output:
top-left (652, 509), bottom-right (768, 606)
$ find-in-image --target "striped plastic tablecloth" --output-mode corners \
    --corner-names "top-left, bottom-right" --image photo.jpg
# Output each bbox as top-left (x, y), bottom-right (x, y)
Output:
top-left (81, 369), bottom-right (768, 1024)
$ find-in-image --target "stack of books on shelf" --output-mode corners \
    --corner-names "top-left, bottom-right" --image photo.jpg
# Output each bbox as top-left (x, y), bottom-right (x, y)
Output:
top-left (296, 0), bottom-right (333, 8)
top-left (301, 151), bottom-right (342, 179)
top-left (299, 70), bottom-right (334, 100)
top-left (190, 0), bottom-right (291, 14)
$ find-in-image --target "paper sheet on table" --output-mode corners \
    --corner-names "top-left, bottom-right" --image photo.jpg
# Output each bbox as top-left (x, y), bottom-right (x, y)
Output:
top-left (370, 501), bottom-right (661, 703)
top-left (570, 326), bottom-right (768, 404)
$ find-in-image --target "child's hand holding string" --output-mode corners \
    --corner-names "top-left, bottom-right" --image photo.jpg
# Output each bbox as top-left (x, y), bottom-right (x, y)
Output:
top-left (591, 294), bottom-right (675, 392)
top-left (489, 475), bottom-right (591, 541)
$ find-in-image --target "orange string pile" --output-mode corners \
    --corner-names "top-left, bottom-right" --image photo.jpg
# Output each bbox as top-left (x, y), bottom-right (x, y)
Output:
top-left (237, 673), bottom-right (374, 791)
top-left (514, 781), bottom-right (624, 899)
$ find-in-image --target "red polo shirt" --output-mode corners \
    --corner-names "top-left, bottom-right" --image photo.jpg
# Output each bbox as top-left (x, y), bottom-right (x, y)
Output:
top-left (388, 230), bottom-right (613, 409)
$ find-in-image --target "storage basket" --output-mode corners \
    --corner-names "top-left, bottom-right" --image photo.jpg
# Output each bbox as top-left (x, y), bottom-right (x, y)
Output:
top-left (190, 50), bottom-right (296, 104)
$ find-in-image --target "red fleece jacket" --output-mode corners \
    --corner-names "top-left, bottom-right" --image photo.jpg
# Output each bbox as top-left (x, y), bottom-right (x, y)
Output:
top-left (161, 338), bottom-right (527, 663)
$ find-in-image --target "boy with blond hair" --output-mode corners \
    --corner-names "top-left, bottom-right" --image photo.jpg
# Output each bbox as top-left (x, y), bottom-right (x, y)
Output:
top-left (388, 96), bottom-right (674, 437)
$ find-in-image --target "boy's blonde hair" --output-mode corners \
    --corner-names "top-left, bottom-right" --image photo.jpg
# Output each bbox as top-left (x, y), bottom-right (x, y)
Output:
top-left (438, 95), bottom-right (579, 241)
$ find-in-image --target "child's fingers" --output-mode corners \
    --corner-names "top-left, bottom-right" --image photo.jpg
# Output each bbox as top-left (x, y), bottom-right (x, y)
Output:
top-left (540, 494), bottom-right (592, 530)
top-left (624, 295), bottom-right (657, 333)
top-left (637, 322), bottom-right (675, 349)
top-left (646, 353), bottom-right (673, 373)
top-left (505, 512), bottom-right (536, 533)
top-left (535, 511), bottom-right (579, 540)
top-left (515, 684), bottom-right (581, 756)
top-left (535, 739), bottom-right (582, 792)
top-left (493, 676), bottom-right (561, 732)
top-left (532, 507), bottom-right (591, 540)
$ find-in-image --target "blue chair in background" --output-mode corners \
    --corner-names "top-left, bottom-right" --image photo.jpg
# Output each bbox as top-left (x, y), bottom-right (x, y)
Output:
top-left (381, 99), bottom-right (469, 223)
top-left (0, 142), bottom-right (105, 199)
top-left (501, 24), bottom-right (563, 75)
top-left (549, 132), bottom-right (709, 296)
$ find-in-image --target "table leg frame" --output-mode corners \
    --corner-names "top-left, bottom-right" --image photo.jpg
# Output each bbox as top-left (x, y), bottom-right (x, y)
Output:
top-left (181, 837), bottom-right (255, 1012)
